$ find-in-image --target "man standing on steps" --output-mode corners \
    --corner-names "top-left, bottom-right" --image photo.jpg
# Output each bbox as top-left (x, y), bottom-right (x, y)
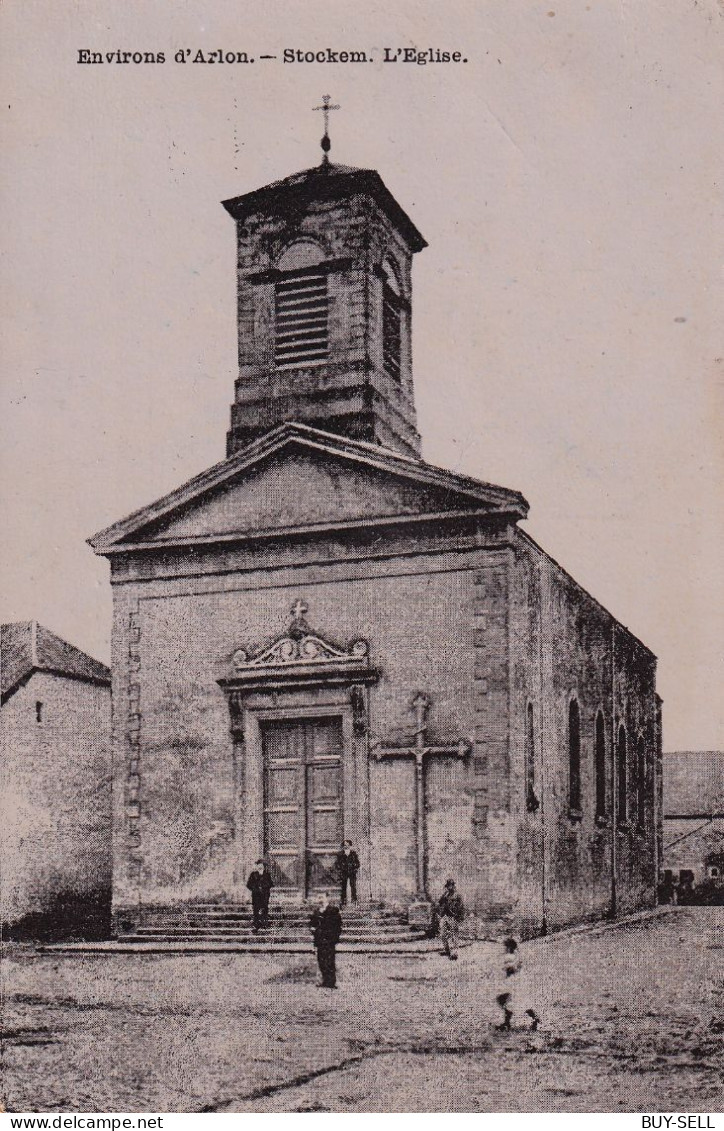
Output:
top-left (310, 891), bottom-right (343, 988)
top-left (335, 840), bottom-right (360, 905)
top-left (246, 858), bottom-right (273, 933)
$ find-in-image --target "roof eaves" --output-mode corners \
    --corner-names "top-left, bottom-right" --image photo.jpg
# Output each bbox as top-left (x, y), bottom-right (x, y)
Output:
top-left (221, 165), bottom-right (427, 252)
top-left (89, 422), bottom-right (528, 554)
top-left (1, 665), bottom-right (111, 705)
top-left (515, 528), bottom-right (657, 661)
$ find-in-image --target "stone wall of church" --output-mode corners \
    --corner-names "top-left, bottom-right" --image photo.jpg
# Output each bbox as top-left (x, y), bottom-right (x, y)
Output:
top-left (508, 544), bottom-right (546, 937)
top-left (510, 534), bottom-right (659, 935)
top-left (107, 537), bottom-right (517, 928)
top-left (107, 523), bottom-right (658, 937)
top-left (0, 672), bottom-right (111, 936)
top-left (465, 558), bottom-right (517, 929)
top-left (612, 623), bottom-right (660, 916)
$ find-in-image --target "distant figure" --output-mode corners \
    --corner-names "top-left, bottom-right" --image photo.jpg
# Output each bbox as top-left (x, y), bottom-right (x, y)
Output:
top-left (437, 878), bottom-right (465, 960)
top-left (676, 872), bottom-right (695, 906)
top-left (246, 859), bottom-right (273, 932)
top-left (658, 872), bottom-right (676, 905)
top-left (496, 937), bottom-right (540, 1031)
top-left (310, 891), bottom-right (343, 989)
top-left (335, 840), bottom-right (360, 905)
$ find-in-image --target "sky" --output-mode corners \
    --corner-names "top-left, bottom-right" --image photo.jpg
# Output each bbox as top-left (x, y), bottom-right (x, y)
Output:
top-left (1, 0), bottom-right (722, 749)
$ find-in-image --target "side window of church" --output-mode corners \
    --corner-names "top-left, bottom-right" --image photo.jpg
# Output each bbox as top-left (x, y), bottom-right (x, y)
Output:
top-left (635, 732), bottom-right (646, 829)
top-left (568, 698), bottom-right (582, 812)
top-left (274, 241), bottom-right (328, 368)
top-left (594, 710), bottom-right (607, 819)
top-left (382, 262), bottom-right (402, 382)
top-left (525, 702), bottom-right (538, 812)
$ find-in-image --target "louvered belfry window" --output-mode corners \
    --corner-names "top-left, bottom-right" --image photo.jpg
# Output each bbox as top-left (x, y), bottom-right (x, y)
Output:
top-left (275, 269), bottom-right (329, 367)
top-left (381, 259), bottom-right (402, 383)
top-left (382, 280), bottom-right (402, 382)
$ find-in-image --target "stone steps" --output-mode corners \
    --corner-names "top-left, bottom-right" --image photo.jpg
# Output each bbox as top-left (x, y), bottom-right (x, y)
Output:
top-left (150, 906), bottom-right (401, 919)
top-left (131, 927), bottom-right (416, 939)
top-left (41, 938), bottom-right (443, 955)
top-left (135, 918), bottom-right (416, 927)
top-left (126, 933), bottom-right (416, 941)
top-left (116, 903), bottom-right (425, 947)
top-left (138, 914), bottom-right (404, 925)
top-left (148, 907), bottom-right (401, 914)
top-left (119, 931), bottom-right (425, 940)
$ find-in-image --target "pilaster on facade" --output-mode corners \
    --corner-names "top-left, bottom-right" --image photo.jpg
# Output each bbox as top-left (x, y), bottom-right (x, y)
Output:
top-left (471, 560), bottom-right (513, 921)
top-left (125, 603), bottom-right (142, 886)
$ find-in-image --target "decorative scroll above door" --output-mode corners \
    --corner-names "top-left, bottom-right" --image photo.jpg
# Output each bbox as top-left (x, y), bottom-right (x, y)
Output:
top-left (219, 599), bottom-right (378, 693)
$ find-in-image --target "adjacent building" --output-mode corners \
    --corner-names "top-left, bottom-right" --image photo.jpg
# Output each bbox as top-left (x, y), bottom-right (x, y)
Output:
top-left (1, 621), bottom-right (112, 938)
top-left (663, 750), bottom-right (724, 898)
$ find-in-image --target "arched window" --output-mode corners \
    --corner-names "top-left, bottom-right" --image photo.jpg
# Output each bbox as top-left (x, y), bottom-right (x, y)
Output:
top-left (595, 710), bottom-right (606, 819)
top-left (275, 241), bottom-right (328, 367)
top-left (381, 259), bottom-right (402, 383)
top-left (617, 723), bottom-right (628, 824)
top-left (636, 732), bottom-right (646, 829)
top-left (568, 698), bottom-right (581, 812)
top-left (525, 702), bottom-right (539, 812)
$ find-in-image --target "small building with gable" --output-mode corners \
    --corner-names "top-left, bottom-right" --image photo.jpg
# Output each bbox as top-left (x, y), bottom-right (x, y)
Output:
top-left (1, 621), bottom-right (112, 938)
top-left (663, 750), bottom-right (724, 898)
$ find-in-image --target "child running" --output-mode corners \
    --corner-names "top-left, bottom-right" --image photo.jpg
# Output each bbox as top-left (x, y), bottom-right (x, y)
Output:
top-left (495, 937), bottom-right (540, 1031)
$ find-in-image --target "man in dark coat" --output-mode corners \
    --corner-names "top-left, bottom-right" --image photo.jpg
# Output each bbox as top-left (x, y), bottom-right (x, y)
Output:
top-left (246, 859), bottom-right (273, 932)
top-left (437, 878), bottom-right (465, 960)
top-left (310, 891), bottom-right (343, 988)
top-left (335, 840), bottom-right (360, 905)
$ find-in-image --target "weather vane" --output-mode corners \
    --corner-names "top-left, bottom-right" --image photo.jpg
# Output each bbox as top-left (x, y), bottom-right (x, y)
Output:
top-left (313, 94), bottom-right (340, 165)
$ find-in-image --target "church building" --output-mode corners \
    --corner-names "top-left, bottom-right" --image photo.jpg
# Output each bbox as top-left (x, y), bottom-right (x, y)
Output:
top-left (90, 132), bottom-right (662, 940)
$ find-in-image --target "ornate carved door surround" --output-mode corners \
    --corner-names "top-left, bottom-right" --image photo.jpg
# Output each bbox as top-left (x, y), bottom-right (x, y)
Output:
top-left (218, 600), bottom-right (378, 901)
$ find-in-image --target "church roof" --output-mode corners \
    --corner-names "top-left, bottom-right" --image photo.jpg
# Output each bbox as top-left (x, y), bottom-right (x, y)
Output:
top-left (88, 421), bottom-right (529, 554)
top-left (221, 162), bottom-right (427, 253)
top-left (663, 750), bottom-right (724, 817)
top-left (1, 621), bottom-right (110, 703)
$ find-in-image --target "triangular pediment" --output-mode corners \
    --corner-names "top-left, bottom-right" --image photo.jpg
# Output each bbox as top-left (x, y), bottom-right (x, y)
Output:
top-left (89, 424), bottom-right (527, 553)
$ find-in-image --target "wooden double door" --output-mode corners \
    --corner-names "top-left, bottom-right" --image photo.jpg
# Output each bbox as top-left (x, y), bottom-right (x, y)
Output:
top-left (262, 716), bottom-right (344, 895)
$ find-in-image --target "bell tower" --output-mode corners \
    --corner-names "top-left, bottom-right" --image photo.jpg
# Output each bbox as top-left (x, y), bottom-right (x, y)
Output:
top-left (221, 104), bottom-right (427, 459)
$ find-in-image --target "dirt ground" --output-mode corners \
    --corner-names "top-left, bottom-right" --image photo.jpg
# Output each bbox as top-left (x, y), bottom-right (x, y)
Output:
top-left (1, 906), bottom-right (722, 1113)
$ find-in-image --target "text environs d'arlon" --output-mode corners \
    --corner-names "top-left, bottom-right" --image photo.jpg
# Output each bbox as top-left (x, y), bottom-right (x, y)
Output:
top-left (76, 47), bottom-right (469, 66)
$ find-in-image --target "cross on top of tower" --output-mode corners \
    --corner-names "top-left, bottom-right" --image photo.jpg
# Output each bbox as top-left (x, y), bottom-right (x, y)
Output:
top-left (313, 94), bottom-right (340, 164)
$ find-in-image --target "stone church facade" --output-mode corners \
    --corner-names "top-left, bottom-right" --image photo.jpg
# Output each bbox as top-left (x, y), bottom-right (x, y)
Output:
top-left (90, 158), bottom-right (661, 938)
